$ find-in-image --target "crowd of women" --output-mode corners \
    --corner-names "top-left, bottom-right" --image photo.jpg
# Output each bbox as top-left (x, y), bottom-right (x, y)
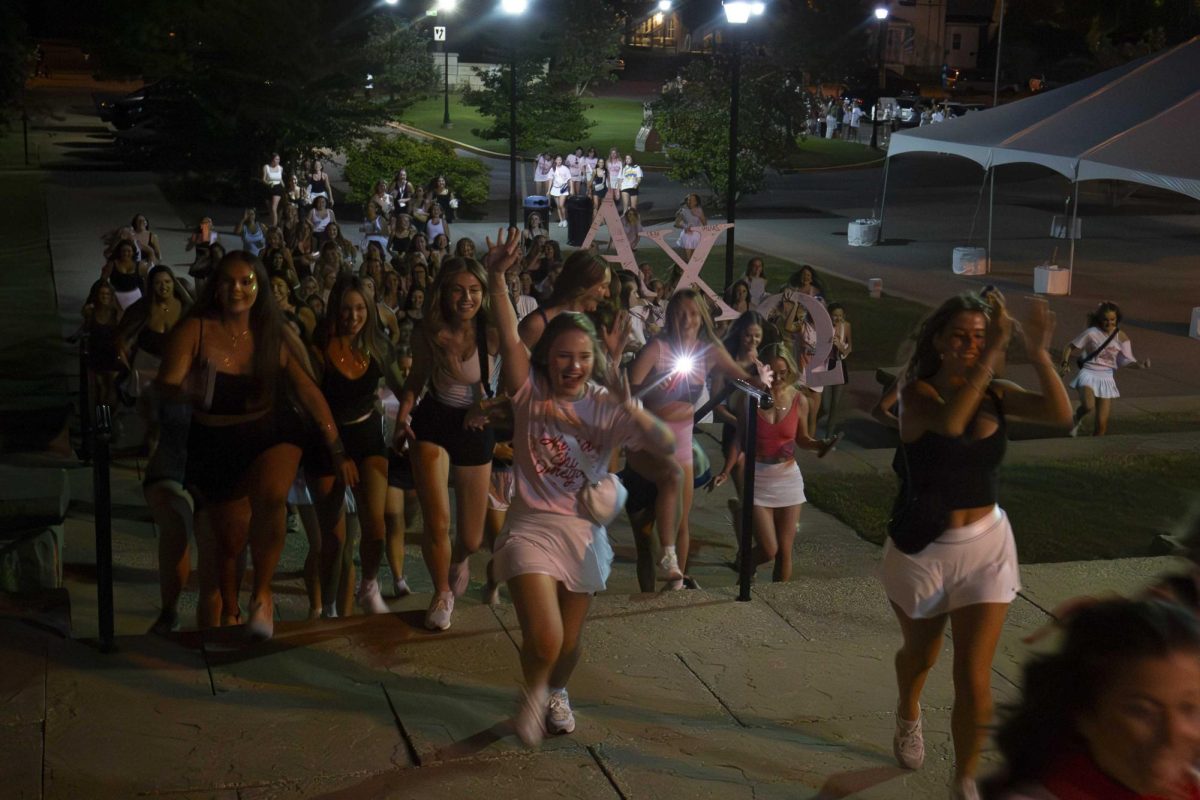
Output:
top-left (76, 158), bottom-right (1179, 796)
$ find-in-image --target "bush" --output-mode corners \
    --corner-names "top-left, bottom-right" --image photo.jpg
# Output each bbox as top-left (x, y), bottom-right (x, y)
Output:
top-left (344, 133), bottom-right (490, 216)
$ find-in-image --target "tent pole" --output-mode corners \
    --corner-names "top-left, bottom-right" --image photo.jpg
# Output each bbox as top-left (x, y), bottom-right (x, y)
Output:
top-left (1067, 175), bottom-right (1080, 294)
top-left (877, 157), bottom-right (892, 242)
top-left (986, 164), bottom-right (995, 274)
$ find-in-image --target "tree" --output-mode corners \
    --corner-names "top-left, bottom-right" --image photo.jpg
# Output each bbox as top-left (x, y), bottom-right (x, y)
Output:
top-left (344, 133), bottom-right (489, 212)
top-left (653, 58), bottom-right (797, 211)
top-left (363, 15), bottom-right (439, 102)
top-left (461, 60), bottom-right (591, 152)
top-left (85, 0), bottom-right (436, 178)
top-left (0, 5), bottom-right (33, 125)
top-left (548, 0), bottom-right (623, 97)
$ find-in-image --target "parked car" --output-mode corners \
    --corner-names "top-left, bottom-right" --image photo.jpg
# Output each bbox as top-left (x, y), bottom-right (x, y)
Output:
top-left (944, 101), bottom-right (989, 118)
top-left (94, 79), bottom-right (193, 130)
top-left (893, 96), bottom-right (924, 128)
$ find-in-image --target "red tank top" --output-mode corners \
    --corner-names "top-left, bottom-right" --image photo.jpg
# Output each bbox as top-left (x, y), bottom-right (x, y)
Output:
top-left (757, 400), bottom-right (799, 461)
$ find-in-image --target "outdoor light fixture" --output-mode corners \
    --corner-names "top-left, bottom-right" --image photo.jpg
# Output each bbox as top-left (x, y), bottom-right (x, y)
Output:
top-left (723, 1), bottom-right (752, 23)
top-left (874, 6), bottom-right (889, 20)
top-left (501, 0), bottom-right (528, 13)
top-left (657, 0), bottom-right (672, 10)
top-left (437, 0), bottom-right (458, 10)
top-left (384, 0), bottom-right (400, 5)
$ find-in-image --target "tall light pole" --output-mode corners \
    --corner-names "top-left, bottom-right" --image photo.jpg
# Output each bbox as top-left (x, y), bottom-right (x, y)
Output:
top-left (501, 0), bottom-right (529, 228)
top-left (722, 1), bottom-right (765, 291)
top-left (869, 6), bottom-right (889, 149)
top-left (437, 0), bottom-right (457, 128)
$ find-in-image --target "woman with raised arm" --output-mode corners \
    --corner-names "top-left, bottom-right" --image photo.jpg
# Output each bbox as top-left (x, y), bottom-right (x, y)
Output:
top-left (307, 274), bottom-right (406, 617)
top-left (393, 256), bottom-right (498, 631)
top-left (625, 289), bottom-right (768, 589)
top-left (479, 227), bottom-right (675, 746)
top-left (880, 292), bottom-right (1071, 799)
top-left (156, 251), bottom-right (355, 641)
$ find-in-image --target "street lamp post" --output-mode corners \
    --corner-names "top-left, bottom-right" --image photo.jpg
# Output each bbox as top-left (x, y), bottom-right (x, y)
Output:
top-left (437, 0), bottom-right (457, 128)
top-left (869, 6), bottom-right (889, 150)
top-left (721, 1), bottom-right (764, 291)
top-left (502, 0), bottom-right (528, 228)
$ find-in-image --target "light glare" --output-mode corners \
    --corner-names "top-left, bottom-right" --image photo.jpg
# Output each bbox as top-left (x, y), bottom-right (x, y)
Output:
top-left (874, 6), bottom-right (889, 19)
top-left (673, 355), bottom-right (696, 377)
top-left (657, 0), bottom-right (672, 10)
top-left (501, 0), bottom-right (528, 13)
top-left (723, 1), bottom-right (751, 23)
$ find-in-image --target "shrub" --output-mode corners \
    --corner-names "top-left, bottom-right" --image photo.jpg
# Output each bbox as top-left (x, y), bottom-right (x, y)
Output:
top-left (344, 132), bottom-right (490, 216)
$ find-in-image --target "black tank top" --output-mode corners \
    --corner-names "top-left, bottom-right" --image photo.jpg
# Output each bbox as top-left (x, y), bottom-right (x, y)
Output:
top-left (321, 354), bottom-right (381, 424)
top-left (896, 388), bottom-right (1007, 510)
top-left (196, 319), bottom-right (262, 415)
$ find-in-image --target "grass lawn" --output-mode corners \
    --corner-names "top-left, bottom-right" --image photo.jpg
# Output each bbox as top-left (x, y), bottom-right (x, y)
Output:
top-left (402, 94), bottom-right (669, 166)
top-left (632, 244), bottom-right (929, 372)
top-left (805, 453), bottom-right (1200, 563)
top-left (0, 169), bottom-right (71, 407)
top-left (403, 95), bottom-right (883, 171)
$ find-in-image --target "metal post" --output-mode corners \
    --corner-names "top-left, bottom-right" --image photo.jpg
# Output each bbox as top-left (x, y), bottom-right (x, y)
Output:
top-left (992, 0), bottom-right (1006, 109)
top-left (1067, 175), bottom-right (1080, 294)
top-left (508, 55), bottom-right (518, 229)
top-left (442, 42), bottom-right (452, 128)
top-left (737, 394), bottom-right (758, 602)
top-left (724, 29), bottom-right (740, 291)
top-left (870, 17), bottom-right (887, 149)
top-left (22, 108), bottom-right (30, 166)
top-left (93, 404), bottom-right (115, 652)
top-left (877, 156), bottom-right (892, 239)
top-left (987, 164), bottom-right (995, 273)
top-left (78, 338), bottom-right (92, 462)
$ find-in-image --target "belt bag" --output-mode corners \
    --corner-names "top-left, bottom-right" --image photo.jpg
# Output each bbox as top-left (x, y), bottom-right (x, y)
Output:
top-left (563, 433), bottom-right (626, 526)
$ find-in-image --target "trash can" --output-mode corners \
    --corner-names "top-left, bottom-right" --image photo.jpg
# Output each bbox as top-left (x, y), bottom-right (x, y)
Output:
top-left (523, 195), bottom-right (550, 229)
top-left (566, 195), bottom-right (593, 246)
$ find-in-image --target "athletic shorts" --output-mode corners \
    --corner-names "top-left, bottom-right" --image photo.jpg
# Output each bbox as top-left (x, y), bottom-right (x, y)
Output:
top-left (879, 505), bottom-right (1020, 619)
top-left (411, 393), bottom-right (494, 467)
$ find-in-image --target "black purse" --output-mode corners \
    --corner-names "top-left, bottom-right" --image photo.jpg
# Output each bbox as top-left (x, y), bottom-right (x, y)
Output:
top-left (886, 443), bottom-right (948, 555)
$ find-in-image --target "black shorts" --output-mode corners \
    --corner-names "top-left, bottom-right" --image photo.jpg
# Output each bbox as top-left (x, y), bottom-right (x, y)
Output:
top-left (411, 394), bottom-right (494, 467)
top-left (388, 448), bottom-right (415, 490)
top-left (619, 459), bottom-right (714, 516)
top-left (306, 411), bottom-right (387, 476)
top-left (267, 185), bottom-right (284, 197)
top-left (186, 410), bottom-right (303, 503)
top-left (622, 187), bottom-right (639, 196)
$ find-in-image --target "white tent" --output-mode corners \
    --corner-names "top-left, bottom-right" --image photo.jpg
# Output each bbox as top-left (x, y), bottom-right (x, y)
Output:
top-left (880, 36), bottom-right (1200, 290)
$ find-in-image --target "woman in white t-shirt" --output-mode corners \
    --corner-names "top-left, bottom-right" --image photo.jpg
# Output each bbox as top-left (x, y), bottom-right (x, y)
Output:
top-left (533, 152), bottom-right (554, 197)
top-left (477, 228), bottom-right (675, 747)
top-left (549, 155), bottom-right (572, 227)
top-left (566, 147), bottom-right (584, 196)
top-left (1059, 301), bottom-right (1150, 436)
top-left (620, 154), bottom-right (643, 214)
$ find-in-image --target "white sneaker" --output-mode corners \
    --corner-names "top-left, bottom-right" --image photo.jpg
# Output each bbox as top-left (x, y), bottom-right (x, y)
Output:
top-left (356, 579), bottom-right (391, 615)
top-left (321, 603), bottom-right (338, 619)
top-left (546, 688), bottom-right (576, 735)
top-left (482, 582), bottom-right (501, 606)
top-left (657, 550), bottom-right (683, 581)
top-left (950, 777), bottom-right (980, 800)
top-left (449, 560), bottom-right (471, 597)
top-left (425, 591), bottom-right (455, 631)
top-left (393, 576), bottom-right (411, 598)
top-left (514, 685), bottom-right (548, 747)
top-left (893, 710), bottom-right (925, 770)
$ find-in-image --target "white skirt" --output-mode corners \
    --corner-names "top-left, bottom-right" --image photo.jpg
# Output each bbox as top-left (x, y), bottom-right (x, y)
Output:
top-left (752, 461), bottom-right (807, 508)
top-left (492, 508), bottom-right (612, 594)
top-left (549, 185), bottom-right (569, 197)
top-left (1071, 367), bottom-right (1119, 399)
top-left (677, 229), bottom-right (701, 250)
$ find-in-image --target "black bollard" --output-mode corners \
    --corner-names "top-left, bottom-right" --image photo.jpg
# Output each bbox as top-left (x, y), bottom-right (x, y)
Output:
top-left (93, 404), bottom-right (115, 652)
top-left (78, 338), bottom-right (91, 463)
top-left (731, 379), bottom-right (772, 602)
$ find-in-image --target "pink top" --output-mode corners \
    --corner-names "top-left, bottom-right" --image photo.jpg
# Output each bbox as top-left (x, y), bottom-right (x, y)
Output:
top-left (757, 399), bottom-right (799, 461)
top-left (510, 373), bottom-right (646, 518)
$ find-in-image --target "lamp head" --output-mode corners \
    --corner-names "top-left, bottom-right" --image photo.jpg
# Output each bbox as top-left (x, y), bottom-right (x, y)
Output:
top-left (438, 0), bottom-right (458, 10)
top-left (658, 0), bottom-right (672, 10)
top-left (874, 6), bottom-right (889, 20)
top-left (723, 1), bottom-right (751, 23)
top-left (501, 0), bottom-right (528, 13)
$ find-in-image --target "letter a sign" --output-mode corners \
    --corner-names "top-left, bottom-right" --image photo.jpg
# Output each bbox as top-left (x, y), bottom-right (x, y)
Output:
top-left (580, 192), bottom-right (740, 321)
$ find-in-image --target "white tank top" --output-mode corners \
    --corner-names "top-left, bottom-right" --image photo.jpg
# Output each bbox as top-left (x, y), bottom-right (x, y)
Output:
top-left (264, 164), bottom-right (283, 185)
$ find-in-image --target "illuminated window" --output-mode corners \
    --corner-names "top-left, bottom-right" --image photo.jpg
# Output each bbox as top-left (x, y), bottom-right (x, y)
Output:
top-left (631, 11), bottom-right (677, 48)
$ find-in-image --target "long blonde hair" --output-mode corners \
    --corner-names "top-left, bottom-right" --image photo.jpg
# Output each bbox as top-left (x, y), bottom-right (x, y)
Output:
top-left (421, 256), bottom-right (490, 371)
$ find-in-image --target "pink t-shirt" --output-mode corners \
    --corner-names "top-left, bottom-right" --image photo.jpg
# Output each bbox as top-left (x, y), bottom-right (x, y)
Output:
top-left (1071, 326), bottom-right (1134, 371)
top-left (510, 373), bottom-right (645, 517)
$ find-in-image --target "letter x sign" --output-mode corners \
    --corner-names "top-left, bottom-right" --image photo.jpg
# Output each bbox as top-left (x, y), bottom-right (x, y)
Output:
top-left (581, 192), bottom-right (738, 320)
top-left (433, 27), bottom-right (446, 41)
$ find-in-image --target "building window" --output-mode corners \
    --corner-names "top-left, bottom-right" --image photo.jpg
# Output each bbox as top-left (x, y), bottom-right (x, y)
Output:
top-left (630, 12), bottom-right (677, 48)
top-left (885, 23), bottom-right (915, 64)
top-left (952, 32), bottom-right (962, 50)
